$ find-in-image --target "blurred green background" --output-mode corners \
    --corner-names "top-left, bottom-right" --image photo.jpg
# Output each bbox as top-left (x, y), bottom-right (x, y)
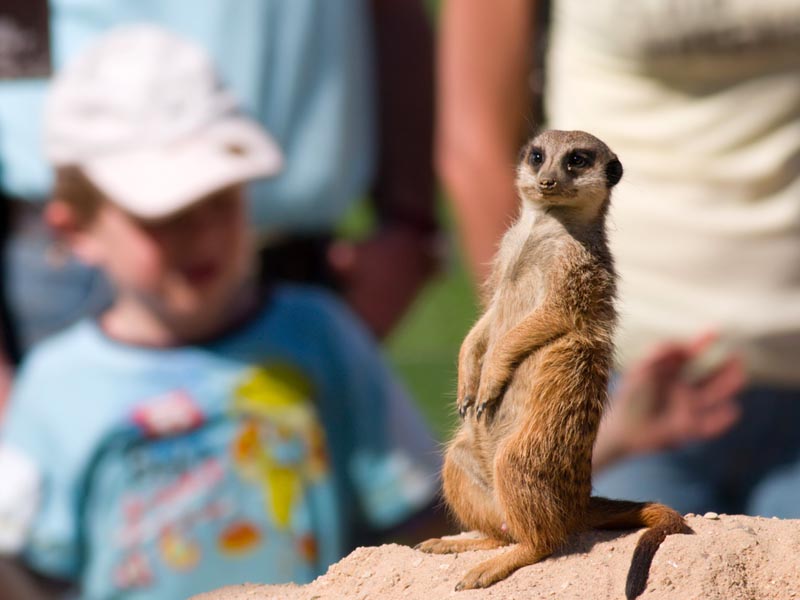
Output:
top-left (339, 197), bottom-right (480, 441)
top-left (386, 218), bottom-right (478, 440)
top-left (347, 0), bottom-right (478, 442)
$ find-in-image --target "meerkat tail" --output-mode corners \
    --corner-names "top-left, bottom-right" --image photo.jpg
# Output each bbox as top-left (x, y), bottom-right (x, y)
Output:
top-left (586, 496), bottom-right (690, 600)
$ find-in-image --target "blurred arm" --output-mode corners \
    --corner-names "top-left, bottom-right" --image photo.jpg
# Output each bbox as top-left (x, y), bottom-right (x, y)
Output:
top-left (330, 0), bottom-right (439, 339)
top-left (437, 0), bottom-right (537, 284)
top-left (369, 0), bottom-right (437, 234)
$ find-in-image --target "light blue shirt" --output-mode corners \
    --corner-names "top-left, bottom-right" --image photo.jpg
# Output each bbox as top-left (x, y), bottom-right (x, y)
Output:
top-left (0, 286), bottom-right (439, 599)
top-left (0, 0), bottom-right (376, 233)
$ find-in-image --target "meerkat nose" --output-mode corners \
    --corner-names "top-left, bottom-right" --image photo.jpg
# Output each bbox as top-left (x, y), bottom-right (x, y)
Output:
top-left (539, 178), bottom-right (557, 189)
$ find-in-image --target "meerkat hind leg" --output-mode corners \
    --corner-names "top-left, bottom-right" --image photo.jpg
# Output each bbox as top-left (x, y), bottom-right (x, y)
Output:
top-left (455, 543), bottom-right (549, 590)
top-left (417, 441), bottom-right (510, 554)
top-left (415, 536), bottom-right (508, 555)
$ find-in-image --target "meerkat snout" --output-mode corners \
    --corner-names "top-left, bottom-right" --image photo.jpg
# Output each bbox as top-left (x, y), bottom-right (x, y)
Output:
top-left (538, 177), bottom-right (557, 190)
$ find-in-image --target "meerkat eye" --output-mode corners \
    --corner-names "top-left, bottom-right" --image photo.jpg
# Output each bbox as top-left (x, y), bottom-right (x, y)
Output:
top-left (568, 153), bottom-right (587, 168)
top-left (566, 151), bottom-right (594, 171)
top-left (529, 148), bottom-right (544, 166)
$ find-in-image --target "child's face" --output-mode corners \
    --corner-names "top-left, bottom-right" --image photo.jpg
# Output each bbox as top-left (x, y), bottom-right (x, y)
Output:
top-left (77, 185), bottom-right (254, 327)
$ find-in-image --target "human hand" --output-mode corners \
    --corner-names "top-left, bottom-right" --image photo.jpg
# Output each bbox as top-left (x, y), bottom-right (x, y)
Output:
top-left (327, 226), bottom-right (440, 339)
top-left (593, 333), bottom-right (746, 470)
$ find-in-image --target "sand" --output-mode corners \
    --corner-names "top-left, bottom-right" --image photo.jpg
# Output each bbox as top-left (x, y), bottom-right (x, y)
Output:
top-left (195, 514), bottom-right (800, 600)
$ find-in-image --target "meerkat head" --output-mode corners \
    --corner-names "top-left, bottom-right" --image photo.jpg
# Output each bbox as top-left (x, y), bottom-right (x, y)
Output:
top-left (516, 130), bottom-right (623, 220)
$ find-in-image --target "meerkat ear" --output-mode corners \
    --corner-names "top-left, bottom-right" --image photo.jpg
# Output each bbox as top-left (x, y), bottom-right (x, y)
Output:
top-left (605, 158), bottom-right (623, 187)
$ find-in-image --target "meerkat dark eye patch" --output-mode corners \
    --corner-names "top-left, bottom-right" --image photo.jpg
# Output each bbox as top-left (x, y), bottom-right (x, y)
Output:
top-left (528, 147), bottom-right (544, 166)
top-left (605, 158), bottom-right (623, 187)
top-left (564, 150), bottom-right (595, 171)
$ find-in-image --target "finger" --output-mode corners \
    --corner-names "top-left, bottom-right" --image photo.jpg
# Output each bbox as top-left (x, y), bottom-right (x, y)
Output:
top-left (681, 334), bottom-right (739, 384)
top-left (674, 368), bottom-right (743, 419)
top-left (636, 342), bottom-right (691, 376)
top-left (686, 330), bottom-right (720, 356)
top-left (669, 388), bottom-right (700, 436)
top-left (692, 402), bottom-right (742, 441)
top-left (694, 355), bottom-right (747, 403)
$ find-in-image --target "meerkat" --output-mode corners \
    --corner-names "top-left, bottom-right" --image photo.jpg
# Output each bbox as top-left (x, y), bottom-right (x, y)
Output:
top-left (416, 130), bottom-right (688, 599)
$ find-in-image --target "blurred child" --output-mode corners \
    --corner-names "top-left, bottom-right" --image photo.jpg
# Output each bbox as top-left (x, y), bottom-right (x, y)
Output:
top-left (0, 26), bottom-right (440, 599)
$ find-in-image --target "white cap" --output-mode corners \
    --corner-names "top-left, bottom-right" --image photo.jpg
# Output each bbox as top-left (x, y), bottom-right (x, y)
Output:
top-left (44, 25), bottom-right (283, 220)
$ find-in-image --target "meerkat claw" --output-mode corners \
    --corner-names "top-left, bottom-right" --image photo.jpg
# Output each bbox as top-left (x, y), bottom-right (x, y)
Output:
top-left (459, 395), bottom-right (475, 418)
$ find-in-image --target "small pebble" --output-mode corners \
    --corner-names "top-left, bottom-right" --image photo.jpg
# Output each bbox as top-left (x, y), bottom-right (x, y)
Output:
top-left (412, 557), bottom-right (423, 567)
top-left (703, 511), bottom-right (719, 520)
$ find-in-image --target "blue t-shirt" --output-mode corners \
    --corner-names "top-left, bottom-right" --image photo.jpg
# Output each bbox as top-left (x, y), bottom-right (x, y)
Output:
top-left (0, 0), bottom-right (375, 234)
top-left (0, 286), bottom-right (440, 599)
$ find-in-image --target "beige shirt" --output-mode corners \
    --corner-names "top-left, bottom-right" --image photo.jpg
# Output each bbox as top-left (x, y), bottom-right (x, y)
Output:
top-left (545, 0), bottom-right (800, 384)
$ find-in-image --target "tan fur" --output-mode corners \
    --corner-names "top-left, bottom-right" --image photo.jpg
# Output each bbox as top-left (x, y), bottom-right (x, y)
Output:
top-left (417, 131), bottom-right (687, 598)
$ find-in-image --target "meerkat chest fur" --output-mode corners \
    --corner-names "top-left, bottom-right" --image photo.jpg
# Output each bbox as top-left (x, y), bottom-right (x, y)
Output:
top-left (486, 203), bottom-right (570, 339)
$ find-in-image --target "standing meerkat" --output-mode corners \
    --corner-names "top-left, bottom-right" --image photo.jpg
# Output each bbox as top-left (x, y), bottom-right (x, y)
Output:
top-left (417, 130), bottom-right (688, 599)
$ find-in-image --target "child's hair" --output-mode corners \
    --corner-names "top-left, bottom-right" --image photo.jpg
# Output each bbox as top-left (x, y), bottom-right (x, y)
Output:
top-left (52, 166), bottom-right (106, 223)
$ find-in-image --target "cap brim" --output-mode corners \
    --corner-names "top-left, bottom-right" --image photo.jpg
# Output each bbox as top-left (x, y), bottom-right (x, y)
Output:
top-left (81, 117), bottom-right (283, 220)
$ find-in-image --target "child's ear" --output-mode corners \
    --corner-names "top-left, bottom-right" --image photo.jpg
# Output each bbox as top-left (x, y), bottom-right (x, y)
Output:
top-left (44, 200), bottom-right (103, 266)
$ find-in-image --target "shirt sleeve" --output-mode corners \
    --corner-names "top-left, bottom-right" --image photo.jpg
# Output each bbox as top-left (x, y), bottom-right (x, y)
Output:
top-left (0, 442), bottom-right (41, 554)
top-left (310, 292), bottom-right (442, 531)
top-left (0, 358), bottom-right (80, 579)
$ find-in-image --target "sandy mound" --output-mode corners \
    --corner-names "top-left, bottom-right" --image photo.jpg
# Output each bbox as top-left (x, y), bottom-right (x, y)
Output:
top-left (195, 514), bottom-right (800, 600)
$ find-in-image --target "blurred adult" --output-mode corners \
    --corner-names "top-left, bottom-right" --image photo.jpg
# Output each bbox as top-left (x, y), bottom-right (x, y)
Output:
top-left (438, 0), bottom-right (800, 516)
top-left (0, 0), bottom-right (438, 409)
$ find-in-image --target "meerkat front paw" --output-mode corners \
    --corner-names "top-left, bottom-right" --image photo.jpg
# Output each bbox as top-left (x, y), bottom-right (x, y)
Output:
top-left (458, 397), bottom-right (475, 418)
top-left (474, 389), bottom-right (500, 419)
top-left (473, 370), bottom-right (508, 419)
top-left (457, 362), bottom-right (482, 418)
top-left (457, 389), bottom-right (477, 418)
